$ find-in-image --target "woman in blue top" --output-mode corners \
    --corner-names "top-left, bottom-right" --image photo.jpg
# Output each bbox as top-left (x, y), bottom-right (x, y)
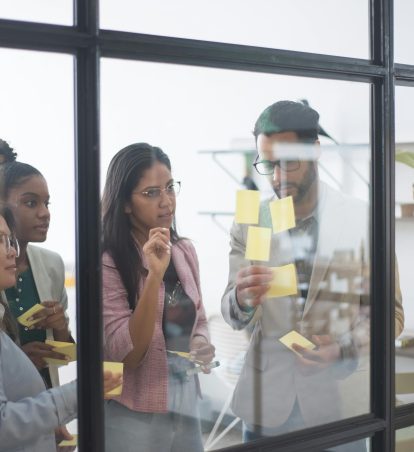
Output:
top-left (0, 207), bottom-right (122, 451)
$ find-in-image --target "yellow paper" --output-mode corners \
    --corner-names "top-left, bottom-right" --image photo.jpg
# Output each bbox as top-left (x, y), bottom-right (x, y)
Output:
top-left (245, 226), bottom-right (272, 262)
top-left (167, 350), bottom-right (191, 359)
top-left (59, 434), bottom-right (77, 447)
top-left (16, 304), bottom-right (45, 327)
top-left (44, 340), bottom-right (77, 366)
top-left (279, 330), bottom-right (316, 357)
top-left (266, 264), bottom-right (298, 298)
top-left (104, 361), bottom-right (124, 396)
top-left (235, 190), bottom-right (260, 224)
top-left (269, 196), bottom-right (296, 233)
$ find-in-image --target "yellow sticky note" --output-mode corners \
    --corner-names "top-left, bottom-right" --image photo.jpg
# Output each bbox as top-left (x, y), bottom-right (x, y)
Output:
top-left (245, 226), bottom-right (272, 262)
top-left (279, 330), bottom-right (316, 357)
top-left (104, 361), bottom-right (124, 396)
top-left (235, 190), bottom-right (260, 224)
top-left (266, 264), bottom-right (298, 298)
top-left (44, 340), bottom-right (77, 366)
top-left (269, 196), bottom-right (296, 233)
top-left (59, 434), bottom-right (77, 447)
top-left (17, 304), bottom-right (45, 327)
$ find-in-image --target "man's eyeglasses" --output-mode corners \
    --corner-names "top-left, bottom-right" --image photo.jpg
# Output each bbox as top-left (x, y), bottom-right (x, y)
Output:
top-left (253, 157), bottom-right (301, 175)
top-left (0, 233), bottom-right (20, 258)
top-left (134, 181), bottom-right (181, 199)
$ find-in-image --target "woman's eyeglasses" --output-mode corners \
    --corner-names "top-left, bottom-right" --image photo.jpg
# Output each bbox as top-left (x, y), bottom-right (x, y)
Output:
top-left (134, 181), bottom-right (181, 200)
top-left (0, 233), bottom-right (20, 258)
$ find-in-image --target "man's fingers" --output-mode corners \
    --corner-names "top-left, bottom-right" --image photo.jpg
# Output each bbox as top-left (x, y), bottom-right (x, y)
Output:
top-left (292, 344), bottom-right (322, 362)
top-left (238, 285), bottom-right (270, 302)
top-left (238, 266), bottom-right (273, 278)
top-left (237, 273), bottom-right (273, 288)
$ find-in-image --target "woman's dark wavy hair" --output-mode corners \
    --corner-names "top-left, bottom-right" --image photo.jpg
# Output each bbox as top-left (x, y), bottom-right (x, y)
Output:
top-left (2, 161), bottom-right (43, 197)
top-left (0, 204), bottom-right (19, 342)
top-left (102, 143), bottom-right (179, 311)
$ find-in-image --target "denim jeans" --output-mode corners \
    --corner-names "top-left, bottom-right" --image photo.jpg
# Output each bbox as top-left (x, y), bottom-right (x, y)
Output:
top-left (105, 356), bottom-right (203, 452)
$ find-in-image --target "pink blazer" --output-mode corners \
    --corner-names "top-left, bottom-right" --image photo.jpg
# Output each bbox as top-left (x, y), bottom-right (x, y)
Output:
top-left (102, 239), bottom-right (210, 413)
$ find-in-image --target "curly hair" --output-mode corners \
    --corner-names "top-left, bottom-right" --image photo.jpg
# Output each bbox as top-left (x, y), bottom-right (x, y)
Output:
top-left (0, 139), bottom-right (17, 164)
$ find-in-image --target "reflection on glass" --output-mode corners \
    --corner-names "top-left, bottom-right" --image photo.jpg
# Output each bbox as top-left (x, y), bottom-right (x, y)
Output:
top-left (0, 0), bottom-right (72, 25)
top-left (395, 86), bottom-right (414, 407)
top-left (100, 0), bottom-right (368, 59)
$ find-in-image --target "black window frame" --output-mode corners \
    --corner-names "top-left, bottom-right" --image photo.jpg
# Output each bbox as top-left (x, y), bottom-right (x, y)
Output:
top-left (0, 0), bottom-right (413, 450)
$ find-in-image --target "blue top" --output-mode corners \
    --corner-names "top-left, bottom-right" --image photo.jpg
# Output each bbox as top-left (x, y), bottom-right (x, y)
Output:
top-left (0, 330), bottom-right (77, 451)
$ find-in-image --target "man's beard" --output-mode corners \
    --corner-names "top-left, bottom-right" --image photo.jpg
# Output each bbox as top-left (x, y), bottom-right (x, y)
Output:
top-left (273, 163), bottom-right (317, 203)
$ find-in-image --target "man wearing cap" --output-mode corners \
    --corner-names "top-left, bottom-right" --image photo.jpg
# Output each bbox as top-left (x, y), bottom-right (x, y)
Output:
top-left (221, 101), bottom-right (403, 451)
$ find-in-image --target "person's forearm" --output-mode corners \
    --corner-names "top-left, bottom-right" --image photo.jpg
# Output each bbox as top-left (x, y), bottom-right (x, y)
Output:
top-left (0, 381), bottom-right (77, 449)
top-left (124, 273), bottom-right (161, 369)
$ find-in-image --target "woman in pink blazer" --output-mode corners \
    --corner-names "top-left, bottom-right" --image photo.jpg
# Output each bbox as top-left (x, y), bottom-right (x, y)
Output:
top-left (102, 143), bottom-right (215, 452)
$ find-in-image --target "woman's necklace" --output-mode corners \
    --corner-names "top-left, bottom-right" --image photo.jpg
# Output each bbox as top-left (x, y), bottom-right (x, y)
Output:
top-left (166, 280), bottom-right (181, 307)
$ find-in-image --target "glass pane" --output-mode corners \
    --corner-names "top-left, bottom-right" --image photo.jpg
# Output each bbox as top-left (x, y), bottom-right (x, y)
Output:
top-left (395, 86), bottom-right (414, 407)
top-left (0, 49), bottom-right (77, 448)
top-left (397, 426), bottom-right (414, 452)
top-left (395, 0), bottom-right (414, 64)
top-left (100, 0), bottom-right (369, 59)
top-left (0, 0), bottom-right (72, 25)
top-left (101, 60), bottom-right (373, 450)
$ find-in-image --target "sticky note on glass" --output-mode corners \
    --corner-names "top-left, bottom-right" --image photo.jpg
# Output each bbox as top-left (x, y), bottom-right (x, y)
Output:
top-left (235, 190), bottom-right (260, 224)
top-left (266, 264), bottom-right (298, 298)
top-left (59, 434), bottom-right (77, 447)
top-left (44, 340), bottom-right (77, 366)
top-left (17, 304), bottom-right (45, 327)
top-left (104, 361), bottom-right (124, 396)
top-left (279, 330), bottom-right (316, 357)
top-left (245, 226), bottom-right (271, 261)
top-left (269, 196), bottom-right (296, 233)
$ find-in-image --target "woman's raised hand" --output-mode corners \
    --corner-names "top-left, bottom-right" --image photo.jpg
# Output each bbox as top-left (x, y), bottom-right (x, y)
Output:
top-left (143, 227), bottom-right (172, 279)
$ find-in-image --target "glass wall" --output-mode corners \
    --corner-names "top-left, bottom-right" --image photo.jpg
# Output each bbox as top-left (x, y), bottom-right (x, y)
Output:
top-left (395, 86), bottom-right (414, 408)
top-left (0, 48), bottom-right (78, 447)
top-left (100, 0), bottom-right (369, 59)
top-left (100, 60), bottom-right (372, 449)
top-left (0, 0), bottom-right (73, 25)
top-left (397, 425), bottom-right (414, 452)
top-left (395, 0), bottom-right (414, 64)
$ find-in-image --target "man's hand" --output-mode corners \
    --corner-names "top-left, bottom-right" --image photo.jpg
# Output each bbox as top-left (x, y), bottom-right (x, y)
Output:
top-left (236, 265), bottom-right (273, 309)
top-left (21, 341), bottom-right (69, 369)
top-left (190, 335), bottom-right (215, 373)
top-left (292, 335), bottom-right (341, 376)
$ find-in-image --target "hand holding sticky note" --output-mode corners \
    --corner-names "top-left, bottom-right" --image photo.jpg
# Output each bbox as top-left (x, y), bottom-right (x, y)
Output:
top-left (104, 361), bottom-right (124, 396)
top-left (266, 264), bottom-right (298, 298)
top-left (279, 330), bottom-right (316, 357)
top-left (17, 304), bottom-right (45, 327)
top-left (235, 190), bottom-right (260, 224)
top-left (44, 340), bottom-right (77, 366)
top-left (269, 196), bottom-right (296, 233)
top-left (59, 434), bottom-right (77, 447)
top-left (245, 226), bottom-right (272, 262)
